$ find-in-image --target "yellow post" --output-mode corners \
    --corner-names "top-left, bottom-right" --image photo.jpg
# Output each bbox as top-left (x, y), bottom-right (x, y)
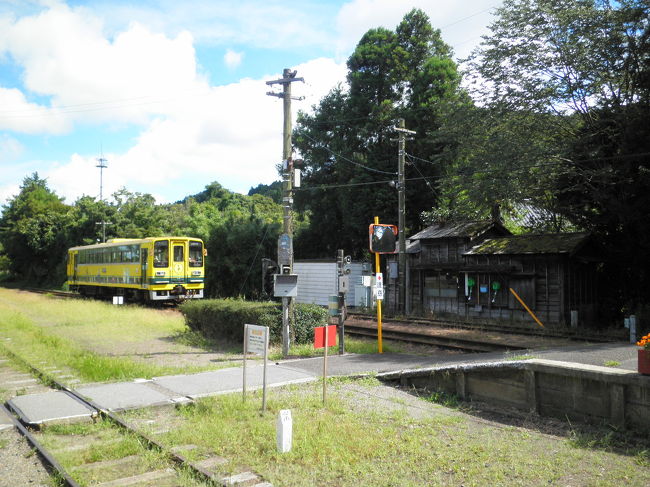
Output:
top-left (508, 287), bottom-right (545, 328)
top-left (374, 216), bottom-right (383, 353)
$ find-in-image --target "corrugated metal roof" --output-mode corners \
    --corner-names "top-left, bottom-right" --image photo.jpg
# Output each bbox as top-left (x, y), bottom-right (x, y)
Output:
top-left (408, 221), bottom-right (506, 240)
top-left (465, 232), bottom-right (590, 255)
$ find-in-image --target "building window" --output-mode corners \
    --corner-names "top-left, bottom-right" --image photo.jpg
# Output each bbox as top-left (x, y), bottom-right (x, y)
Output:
top-left (424, 272), bottom-right (457, 298)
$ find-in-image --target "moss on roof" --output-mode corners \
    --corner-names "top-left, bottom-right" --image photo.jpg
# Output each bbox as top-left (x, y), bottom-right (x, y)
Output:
top-left (465, 232), bottom-right (590, 255)
top-left (409, 221), bottom-right (508, 240)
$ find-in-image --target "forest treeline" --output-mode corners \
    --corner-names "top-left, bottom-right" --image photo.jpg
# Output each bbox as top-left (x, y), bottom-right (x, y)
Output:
top-left (1, 1), bottom-right (648, 322)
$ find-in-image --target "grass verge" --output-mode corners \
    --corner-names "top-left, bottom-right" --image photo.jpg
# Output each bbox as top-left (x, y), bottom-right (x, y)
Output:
top-left (0, 310), bottom-right (188, 381)
top-left (121, 382), bottom-right (650, 487)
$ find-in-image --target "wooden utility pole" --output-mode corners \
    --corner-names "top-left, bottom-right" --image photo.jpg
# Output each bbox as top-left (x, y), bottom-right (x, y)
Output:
top-left (266, 69), bottom-right (304, 357)
top-left (394, 119), bottom-right (416, 313)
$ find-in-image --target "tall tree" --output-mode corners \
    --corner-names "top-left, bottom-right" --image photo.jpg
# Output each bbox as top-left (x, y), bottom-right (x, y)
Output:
top-left (0, 173), bottom-right (72, 283)
top-left (294, 9), bottom-right (467, 258)
top-left (449, 0), bottom-right (650, 317)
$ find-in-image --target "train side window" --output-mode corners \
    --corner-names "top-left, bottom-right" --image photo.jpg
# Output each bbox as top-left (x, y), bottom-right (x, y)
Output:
top-left (189, 241), bottom-right (203, 267)
top-left (132, 245), bottom-right (140, 262)
top-left (154, 241), bottom-right (169, 267)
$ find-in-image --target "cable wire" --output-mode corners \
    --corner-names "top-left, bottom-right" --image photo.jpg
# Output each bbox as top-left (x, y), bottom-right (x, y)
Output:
top-left (300, 132), bottom-right (397, 176)
top-left (237, 220), bottom-right (273, 296)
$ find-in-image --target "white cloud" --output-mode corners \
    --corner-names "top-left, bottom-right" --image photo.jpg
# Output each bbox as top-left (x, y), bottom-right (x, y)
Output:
top-left (0, 0), bottom-right (499, 206)
top-left (2, 2), bottom-right (206, 129)
top-left (89, 1), bottom-right (335, 51)
top-left (224, 49), bottom-right (243, 69)
top-left (43, 57), bottom-right (347, 203)
top-left (0, 87), bottom-right (71, 134)
top-left (336, 0), bottom-right (500, 61)
top-left (0, 183), bottom-right (19, 207)
top-left (0, 134), bottom-right (24, 162)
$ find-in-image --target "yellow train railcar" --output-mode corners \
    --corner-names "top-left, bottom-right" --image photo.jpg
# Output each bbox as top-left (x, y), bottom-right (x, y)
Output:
top-left (67, 237), bottom-right (205, 302)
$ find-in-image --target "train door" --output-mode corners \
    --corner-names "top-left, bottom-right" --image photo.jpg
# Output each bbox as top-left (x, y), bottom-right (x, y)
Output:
top-left (171, 240), bottom-right (186, 282)
top-left (140, 248), bottom-right (148, 287)
top-left (72, 252), bottom-right (78, 282)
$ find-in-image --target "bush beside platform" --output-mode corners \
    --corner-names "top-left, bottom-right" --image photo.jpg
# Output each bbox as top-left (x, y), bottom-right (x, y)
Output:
top-left (180, 299), bottom-right (328, 344)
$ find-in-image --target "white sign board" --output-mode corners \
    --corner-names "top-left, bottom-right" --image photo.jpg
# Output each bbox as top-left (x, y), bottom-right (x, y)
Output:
top-left (246, 324), bottom-right (268, 356)
top-left (375, 273), bottom-right (384, 289)
top-left (243, 324), bottom-right (270, 411)
top-left (376, 288), bottom-right (385, 300)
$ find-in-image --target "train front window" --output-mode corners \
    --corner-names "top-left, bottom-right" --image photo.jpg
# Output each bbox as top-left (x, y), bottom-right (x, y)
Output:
top-left (174, 245), bottom-right (184, 263)
top-left (154, 241), bottom-right (169, 267)
top-left (189, 241), bottom-right (203, 267)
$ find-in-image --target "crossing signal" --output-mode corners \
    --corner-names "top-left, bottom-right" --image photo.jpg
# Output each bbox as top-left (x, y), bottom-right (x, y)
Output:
top-left (369, 224), bottom-right (397, 254)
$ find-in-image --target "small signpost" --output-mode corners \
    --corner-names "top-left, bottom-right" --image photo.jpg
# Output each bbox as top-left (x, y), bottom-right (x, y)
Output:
top-left (314, 325), bottom-right (336, 404)
top-left (243, 324), bottom-right (270, 412)
top-left (375, 272), bottom-right (384, 300)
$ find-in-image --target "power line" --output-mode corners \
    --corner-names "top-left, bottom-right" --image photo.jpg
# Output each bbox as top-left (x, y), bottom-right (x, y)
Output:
top-left (300, 132), bottom-right (397, 176)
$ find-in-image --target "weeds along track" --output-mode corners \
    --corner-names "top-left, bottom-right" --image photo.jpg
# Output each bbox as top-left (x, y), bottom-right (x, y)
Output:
top-left (344, 322), bottom-right (521, 353)
top-left (347, 312), bottom-right (626, 345)
top-left (0, 345), bottom-right (272, 487)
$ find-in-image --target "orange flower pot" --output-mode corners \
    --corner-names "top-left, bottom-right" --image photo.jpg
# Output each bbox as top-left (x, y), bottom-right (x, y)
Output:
top-left (639, 349), bottom-right (650, 375)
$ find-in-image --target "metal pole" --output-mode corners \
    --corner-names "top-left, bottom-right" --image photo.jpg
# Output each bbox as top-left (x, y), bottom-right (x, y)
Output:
top-left (337, 249), bottom-right (345, 355)
top-left (282, 297), bottom-right (290, 357)
top-left (323, 325), bottom-right (328, 405)
top-left (397, 118), bottom-right (407, 313)
top-left (243, 324), bottom-right (248, 402)
top-left (374, 216), bottom-right (383, 354)
top-left (262, 328), bottom-right (269, 412)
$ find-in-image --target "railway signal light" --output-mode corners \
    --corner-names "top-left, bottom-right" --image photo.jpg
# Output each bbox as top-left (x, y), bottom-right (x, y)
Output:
top-left (369, 224), bottom-right (397, 254)
top-left (261, 258), bottom-right (278, 297)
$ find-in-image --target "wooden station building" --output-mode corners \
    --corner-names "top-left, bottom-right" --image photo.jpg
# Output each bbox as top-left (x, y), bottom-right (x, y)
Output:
top-left (385, 221), bottom-right (600, 328)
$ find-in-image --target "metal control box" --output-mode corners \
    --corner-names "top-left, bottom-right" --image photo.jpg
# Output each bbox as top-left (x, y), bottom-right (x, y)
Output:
top-left (273, 274), bottom-right (298, 297)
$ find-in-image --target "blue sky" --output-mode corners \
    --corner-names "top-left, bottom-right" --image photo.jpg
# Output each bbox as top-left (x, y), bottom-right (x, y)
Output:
top-left (0, 0), bottom-right (501, 206)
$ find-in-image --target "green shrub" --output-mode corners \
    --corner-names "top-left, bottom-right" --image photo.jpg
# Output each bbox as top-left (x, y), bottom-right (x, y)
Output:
top-left (180, 299), bottom-right (327, 345)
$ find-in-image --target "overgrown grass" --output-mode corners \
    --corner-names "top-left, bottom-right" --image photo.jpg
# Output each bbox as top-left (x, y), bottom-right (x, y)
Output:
top-left (0, 288), bottom-right (187, 344)
top-left (0, 290), bottom-right (216, 381)
top-left (604, 360), bottom-right (621, 367)
top-left (422, 390), bottom-right (460, 408)
top-left (122, 382), bottom-right (650, 487)
top-left (505, 354), bottom-right (536, 361)
top-left (38, 420), bottom-right (204, 486)
top-left (269, 336), bottom-right (401, 360)
top-left (0, 310), bottom-right (186, 381)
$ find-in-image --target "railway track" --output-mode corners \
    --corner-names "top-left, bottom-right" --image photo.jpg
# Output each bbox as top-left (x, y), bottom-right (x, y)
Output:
top-left (0, 346), bottom-right (272, 487)
top-left (348, 311), bottom-right (626, 343)
top-left (344, 322), bottom-right (526, 353)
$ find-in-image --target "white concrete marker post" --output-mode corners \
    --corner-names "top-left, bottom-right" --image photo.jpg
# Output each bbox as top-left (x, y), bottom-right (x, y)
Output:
top-left (112, 296), bottom-right (123, 305)
top-left (276, 409), bottom-right (292, 453)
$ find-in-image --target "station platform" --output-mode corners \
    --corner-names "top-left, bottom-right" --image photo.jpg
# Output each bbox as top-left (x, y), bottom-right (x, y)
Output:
top-left (5, 342), bottom-right (639, 426)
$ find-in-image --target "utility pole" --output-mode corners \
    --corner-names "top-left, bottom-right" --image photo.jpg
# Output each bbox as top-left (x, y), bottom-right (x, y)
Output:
top-left (394, 119), bottom-right (416, 313)
top-left (96, 155), bottom-right (108, 201)
top-left (95, 153), bottom-right (111, 242)
top-left (95, 221), bottom-right (113, 243)
top-left (266, 69), bottom-right (304, 357)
